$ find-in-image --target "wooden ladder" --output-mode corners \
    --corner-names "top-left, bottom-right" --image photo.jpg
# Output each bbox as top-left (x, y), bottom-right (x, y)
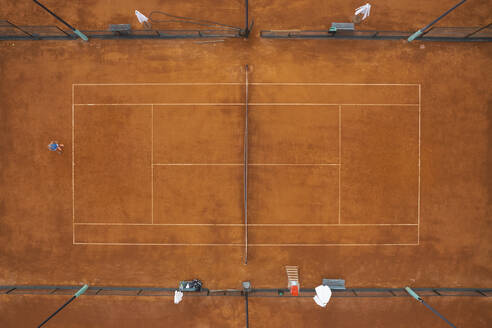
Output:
top-left (285, 266), bottom-right (299, 295)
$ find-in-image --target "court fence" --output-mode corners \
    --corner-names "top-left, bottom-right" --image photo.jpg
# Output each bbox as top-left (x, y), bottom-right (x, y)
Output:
top-left (261, 24), bottom-right (492, 42)
top-left (1, 285), bottom-right (491, 298)
top-left (0, 20), bottom-right (249, 40)
top-left (2, 19), bottom-right (491, 42)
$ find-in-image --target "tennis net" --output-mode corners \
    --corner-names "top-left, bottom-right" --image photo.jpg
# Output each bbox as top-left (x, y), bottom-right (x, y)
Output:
top-left (244, 64), bottom-right (249, 265)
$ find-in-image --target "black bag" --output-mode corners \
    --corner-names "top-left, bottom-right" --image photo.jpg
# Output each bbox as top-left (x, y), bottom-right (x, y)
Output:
top-left (189, 279), bottom-right (202, 290)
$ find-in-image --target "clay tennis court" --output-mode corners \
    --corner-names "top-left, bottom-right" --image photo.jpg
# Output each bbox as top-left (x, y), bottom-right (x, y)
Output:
top-left (0, 0), bottom-right (491, 327)
top-left (72, 82), bottom-right (420, 247)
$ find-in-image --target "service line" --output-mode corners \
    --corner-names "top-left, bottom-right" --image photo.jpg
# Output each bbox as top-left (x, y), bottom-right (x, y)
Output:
top-left (73, 242), bottom-right (419, 246)
top-left (73, 82), bottom-right (420, 86)
top-left (74, 223), bottom-right (418, 227)
top-left (152, 163), bottom-right (341, 166)
top-left (74, 103), bottom-right (420, 107)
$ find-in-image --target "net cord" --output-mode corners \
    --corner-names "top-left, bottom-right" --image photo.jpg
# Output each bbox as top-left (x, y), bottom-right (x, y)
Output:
top-left (244, 65), bottom-right (249, 265)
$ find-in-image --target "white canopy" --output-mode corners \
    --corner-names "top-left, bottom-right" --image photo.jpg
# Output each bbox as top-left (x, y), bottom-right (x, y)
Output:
top-left (135, 10), bottom-right (149, 24)
top-left (355, 3), bottom-right (372, 20)
top-left (313, 285), bottom-right (332, 307)
top-left (174, 290), bottom-right (183, 304)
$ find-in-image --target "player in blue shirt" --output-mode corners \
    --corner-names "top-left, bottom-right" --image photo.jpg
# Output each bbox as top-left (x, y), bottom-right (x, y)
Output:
top-left (48, 141), bottom-right (64, 154)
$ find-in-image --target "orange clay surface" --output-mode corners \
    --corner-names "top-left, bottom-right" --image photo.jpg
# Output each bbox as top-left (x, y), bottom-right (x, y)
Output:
top-left (0, 0), bottom-right (491, 327)
top-left (0, 294), bottom-right (491, 328)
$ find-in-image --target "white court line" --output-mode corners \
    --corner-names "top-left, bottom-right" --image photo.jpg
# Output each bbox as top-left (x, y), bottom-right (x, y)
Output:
top-left (73, 242), bottom-right (419, 246)
top-left (154, 163), bottom-right (243, 166)
top-left (249, 83), bottom-right (421, 86)
top-left (74, 242), bottom-right (242, 246)
top-left (74, 103), bottom-right (420, 107)
top-left (72, 82), bottom-right (422, 246)
top-left (152, 163), bottom-right (341, 166)
top-left (248, 243), bottom-right (419, 246)
top-left (74, 103), bottom-right (244, 106)
top-left (73, 83), bottom-right (243, 86)
top-left (418, 84), bottom-right (421, 245)
top-left (341, 107), bottom-right (420, 112)
top-left (251, 103), bottom-right (419, 107)
top-left (73, 82), bottom-right (420, 86)
top-left (338, 105), bottom-right (342, 224)
top-left (151, 105), bottom-right (154, 224)
top-left (72, 84), bottom-right (75, 244)
top-left (74, 223), bottom-right (418, 226)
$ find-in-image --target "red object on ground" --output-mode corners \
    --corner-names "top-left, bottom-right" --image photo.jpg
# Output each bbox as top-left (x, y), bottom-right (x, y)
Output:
top-left (290, 285), bottom-right (299, 296)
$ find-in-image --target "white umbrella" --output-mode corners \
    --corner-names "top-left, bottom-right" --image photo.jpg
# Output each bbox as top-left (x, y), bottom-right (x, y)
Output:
top-left (354, 3), bottom-right (372, 20)
top-left (313, 285), bottom-right (332, 307)
top-left (135, 10), bottom-right (149, 24)
top-left (174, 290), bottom-right (183, 304)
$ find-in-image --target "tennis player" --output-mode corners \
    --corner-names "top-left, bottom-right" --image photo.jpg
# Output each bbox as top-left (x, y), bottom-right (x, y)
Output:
top-left (48, 141), bottom-right (64, 154)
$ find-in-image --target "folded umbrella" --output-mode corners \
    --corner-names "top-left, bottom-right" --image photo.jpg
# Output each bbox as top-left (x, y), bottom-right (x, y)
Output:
top-left (174, 290), bottom-right (183, 304)
top-left (355, 3), bottom-right (372, 20)
top-left (135, 10), bottom-right (149, 24)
